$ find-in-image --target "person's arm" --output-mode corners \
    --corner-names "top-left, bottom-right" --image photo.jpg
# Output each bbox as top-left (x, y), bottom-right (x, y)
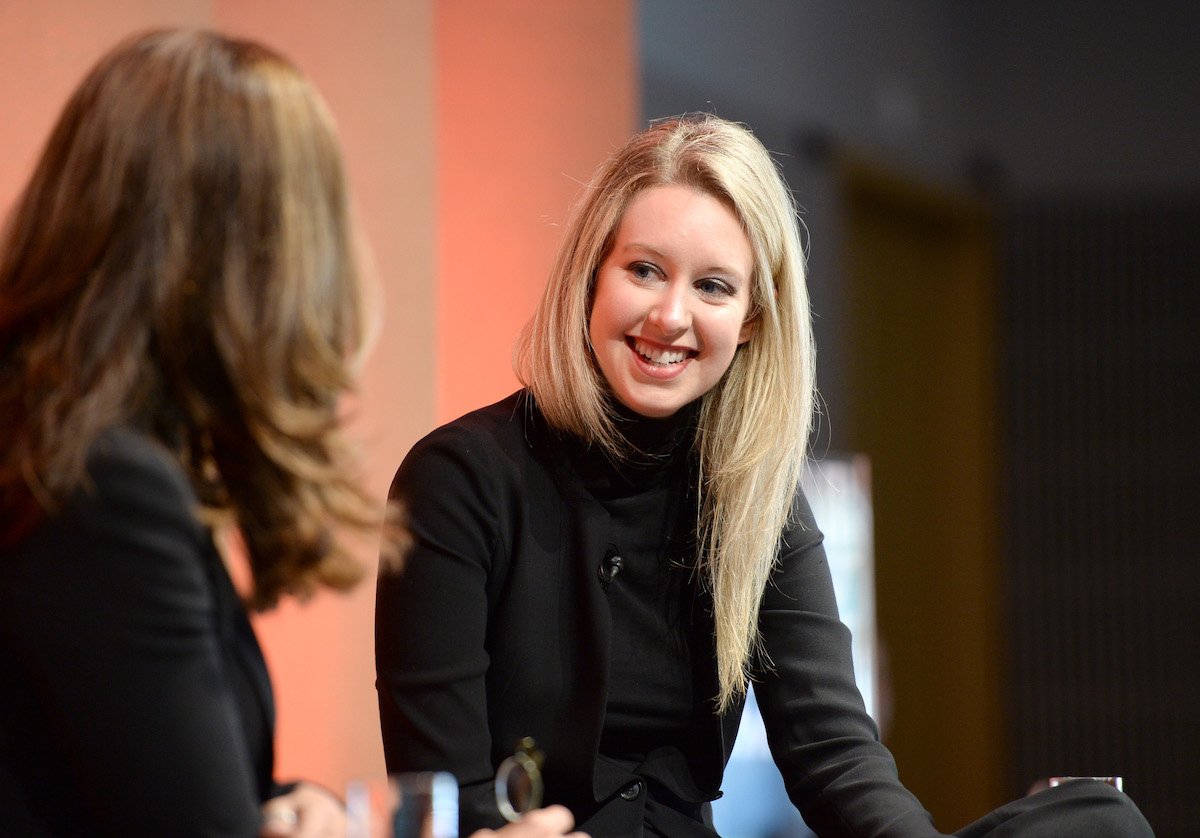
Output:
top-left (754, 488), bottom-right (945, 837)
top-left (10, 431), bottom-right (262, 835)
top-left (375, 423), bottom-right (509, 832)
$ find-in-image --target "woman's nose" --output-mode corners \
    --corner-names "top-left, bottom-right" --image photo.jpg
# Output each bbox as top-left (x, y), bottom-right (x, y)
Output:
top-left (647, 285), bottom-right (689, 333)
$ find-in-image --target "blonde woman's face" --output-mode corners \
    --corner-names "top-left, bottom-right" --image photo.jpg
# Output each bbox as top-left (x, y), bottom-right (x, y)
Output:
top-left (589, 184), bottom-right (755, 418)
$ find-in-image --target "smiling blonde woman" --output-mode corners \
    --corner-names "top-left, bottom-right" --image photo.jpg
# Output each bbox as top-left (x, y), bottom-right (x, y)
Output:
top-left (376, 114), bottom-right (1152, 837)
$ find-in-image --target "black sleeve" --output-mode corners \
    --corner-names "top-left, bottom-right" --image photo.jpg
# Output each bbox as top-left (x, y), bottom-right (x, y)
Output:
top-left (4, 432), bottom-right (262, 835)
top-left (754, 488), bottom-right (945, 837)
top-left (375, 423), bottom-right (508, 831)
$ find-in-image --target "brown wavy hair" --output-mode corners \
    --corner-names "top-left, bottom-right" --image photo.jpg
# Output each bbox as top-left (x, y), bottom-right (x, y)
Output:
top-left (0, 29), bottom-right (375, 609)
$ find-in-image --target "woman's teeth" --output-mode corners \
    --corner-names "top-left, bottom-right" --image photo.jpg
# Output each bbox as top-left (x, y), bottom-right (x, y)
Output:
top-left (633, 338), bottom-right (688, 365)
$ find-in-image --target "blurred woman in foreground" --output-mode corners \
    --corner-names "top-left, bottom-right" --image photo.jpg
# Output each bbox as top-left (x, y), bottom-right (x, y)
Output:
top-left (0, 28), bottom-right (580, 838)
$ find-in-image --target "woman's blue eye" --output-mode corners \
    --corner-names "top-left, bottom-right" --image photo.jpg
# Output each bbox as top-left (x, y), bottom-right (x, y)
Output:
top-left (697, 278), bottom-right (732, 296)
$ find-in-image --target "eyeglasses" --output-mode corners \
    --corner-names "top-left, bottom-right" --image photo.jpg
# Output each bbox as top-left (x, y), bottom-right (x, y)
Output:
top-left (494, 737), bottom-right (545, 823)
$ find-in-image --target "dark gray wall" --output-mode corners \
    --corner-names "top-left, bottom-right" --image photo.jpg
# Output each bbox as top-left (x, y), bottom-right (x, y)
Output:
top-left (972, 3), bottom-right (1200, 191)
top-left (642, 1), bottom-right (1199, 188)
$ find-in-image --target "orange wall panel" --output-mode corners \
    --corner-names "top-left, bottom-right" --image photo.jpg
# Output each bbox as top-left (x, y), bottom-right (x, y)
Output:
top-left (435, 0), bottom-right (638, 422)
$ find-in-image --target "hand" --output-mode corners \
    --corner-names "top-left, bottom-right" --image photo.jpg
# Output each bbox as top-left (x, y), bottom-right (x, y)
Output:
top-left (469, 804), bottom-right (589, 837)
top-left (260, 782), bottom-right (346, 837)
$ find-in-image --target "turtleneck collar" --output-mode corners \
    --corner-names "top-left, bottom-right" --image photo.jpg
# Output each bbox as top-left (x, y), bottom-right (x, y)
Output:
top-left (565, 397), bottom-right (701, 502)
top-left (610, 398), bottom-right (701, 463)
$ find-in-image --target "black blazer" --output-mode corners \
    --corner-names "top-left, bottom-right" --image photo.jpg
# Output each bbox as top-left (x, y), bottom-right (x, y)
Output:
top-left (0, 428), bottom-right (278, 836)
top-left (376, 391), bottom-right (939, 836)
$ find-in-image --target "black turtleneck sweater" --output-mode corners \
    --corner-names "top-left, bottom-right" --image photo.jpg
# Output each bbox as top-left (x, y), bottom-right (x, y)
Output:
top-left (574, 403), bottom-right (721, 834)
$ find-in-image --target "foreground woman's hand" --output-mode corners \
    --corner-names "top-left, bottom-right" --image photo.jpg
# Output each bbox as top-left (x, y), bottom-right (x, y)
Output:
top-left (260, 782), bottom-right (346, 837)
top-left (471, 804), bottom-right (588, 837)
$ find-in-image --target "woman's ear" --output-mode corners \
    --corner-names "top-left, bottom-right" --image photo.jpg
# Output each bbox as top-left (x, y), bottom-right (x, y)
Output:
top-left (738, 311), bottom-right (758, 345)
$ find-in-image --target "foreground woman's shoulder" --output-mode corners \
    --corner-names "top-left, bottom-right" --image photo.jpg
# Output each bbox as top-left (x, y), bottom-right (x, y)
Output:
top-left (82, 426), bottom-right (200, 519)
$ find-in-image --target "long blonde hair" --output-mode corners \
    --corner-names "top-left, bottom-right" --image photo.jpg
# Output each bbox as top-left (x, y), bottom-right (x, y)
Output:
top-left (514, 115), bottom-right (815, 710)
top-left (0, 29), bottom-right (374, 608)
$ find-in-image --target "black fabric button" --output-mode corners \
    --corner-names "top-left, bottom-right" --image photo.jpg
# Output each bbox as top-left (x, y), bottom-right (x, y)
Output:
top-left (620, 780), bottom-right (643, 801)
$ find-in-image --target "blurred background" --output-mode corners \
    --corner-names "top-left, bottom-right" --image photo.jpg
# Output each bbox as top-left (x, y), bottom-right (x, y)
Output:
top-left (2, 1), bottom-right (1196, 834)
